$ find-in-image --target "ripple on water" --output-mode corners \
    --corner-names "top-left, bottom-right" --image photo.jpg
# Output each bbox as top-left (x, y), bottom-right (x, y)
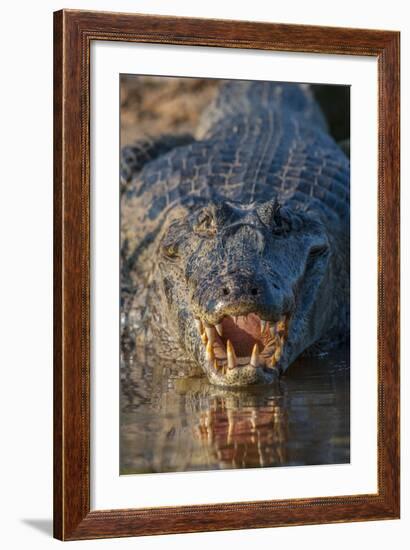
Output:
top-left (120, 347), bottom-right (350, 474)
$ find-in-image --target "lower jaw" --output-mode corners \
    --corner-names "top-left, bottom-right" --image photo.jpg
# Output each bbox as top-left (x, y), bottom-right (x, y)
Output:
top-left (205, 362), bottom-right (280, 387)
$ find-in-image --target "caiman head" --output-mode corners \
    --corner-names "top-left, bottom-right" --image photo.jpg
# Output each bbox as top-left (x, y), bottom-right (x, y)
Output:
top-left (156, 198), bottom-right (332, 387)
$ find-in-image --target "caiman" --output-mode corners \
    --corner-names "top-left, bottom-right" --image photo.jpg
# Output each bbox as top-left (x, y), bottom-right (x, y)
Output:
top-left (121, 80), bottom-right (349, 387)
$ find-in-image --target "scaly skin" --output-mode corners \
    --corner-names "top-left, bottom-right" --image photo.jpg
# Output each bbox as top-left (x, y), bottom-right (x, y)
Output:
top-left (121, 81), bottom-right (349, 387)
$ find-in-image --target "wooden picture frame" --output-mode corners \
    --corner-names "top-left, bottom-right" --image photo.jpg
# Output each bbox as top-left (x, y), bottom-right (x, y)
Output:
top-left (53, 9), bottom-right (400, 540)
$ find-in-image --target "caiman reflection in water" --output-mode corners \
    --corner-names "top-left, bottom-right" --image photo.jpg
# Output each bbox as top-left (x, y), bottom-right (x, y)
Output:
top-left (120, 345), bottom-right (349, 474)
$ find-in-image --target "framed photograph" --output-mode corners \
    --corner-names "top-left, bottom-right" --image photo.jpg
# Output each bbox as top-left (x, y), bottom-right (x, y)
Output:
top-left (54, 9), bottom-right (400, 540)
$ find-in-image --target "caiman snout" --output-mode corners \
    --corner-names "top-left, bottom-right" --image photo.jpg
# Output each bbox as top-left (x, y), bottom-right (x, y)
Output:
top-left (193, 271), bottom-right (293, 326)
top-left (189, 278), bottom-right (292, 386)
top-left (186, 265), bottom-right (295, 384)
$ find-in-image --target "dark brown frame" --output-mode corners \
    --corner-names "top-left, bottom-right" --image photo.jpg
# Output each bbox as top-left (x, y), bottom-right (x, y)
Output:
top-left (54, 9), bottom-right (400, 541)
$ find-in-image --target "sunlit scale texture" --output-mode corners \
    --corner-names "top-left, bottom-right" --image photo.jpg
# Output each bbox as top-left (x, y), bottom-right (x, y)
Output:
top-left (120, 77), bottom-right (350, 473)
top-left (121, 80), bottom-right (349, 387)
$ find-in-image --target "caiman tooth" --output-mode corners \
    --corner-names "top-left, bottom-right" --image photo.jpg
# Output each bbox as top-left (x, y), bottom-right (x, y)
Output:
top-left (277, 317), bottom-right (286, 333)
top-left (260, 320), bottom-right (267, 334)
top-left (205, 325), bottom-right (216, 345)
top-left (213, 359), bottom-right (219, 370)
top-left (194, 318), bottom-right (203, 334)
top-left (226, 339), bottom-right (237, 369)
top-left (215, 323), bottom-right (223, 337)
top-left (201, 331), bottom-right (208, 345)
top-left (274, 346), bottom-right (282, 362)
top-left (269, 324), bottom-right (276, 339)
top-left (250, 343), bottom-right (260, 368)
top-left (206, 340), bottom-right (215, 361)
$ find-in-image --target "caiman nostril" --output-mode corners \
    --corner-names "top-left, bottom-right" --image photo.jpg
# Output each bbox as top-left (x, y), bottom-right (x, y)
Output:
top-left (251, 288), bottom-right (258, 296)
top-left (223, 287), bottom-right (230, 296)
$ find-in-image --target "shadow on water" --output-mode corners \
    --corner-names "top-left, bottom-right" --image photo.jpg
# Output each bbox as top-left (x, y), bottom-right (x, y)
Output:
top-left (120, 345), bottom-right (350, 475)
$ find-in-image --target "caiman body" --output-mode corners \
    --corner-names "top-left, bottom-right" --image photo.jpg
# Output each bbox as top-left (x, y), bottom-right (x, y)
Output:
top-left (121, 81), bottom-right (349, 387)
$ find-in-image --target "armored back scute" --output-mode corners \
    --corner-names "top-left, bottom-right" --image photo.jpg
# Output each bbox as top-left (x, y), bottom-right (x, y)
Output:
top-left (197, 80), bottom-right (328, 139)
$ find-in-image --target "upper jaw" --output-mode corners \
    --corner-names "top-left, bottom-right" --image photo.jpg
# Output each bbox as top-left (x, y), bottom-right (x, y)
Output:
top-left (193, 312), bottom-right (290, 386)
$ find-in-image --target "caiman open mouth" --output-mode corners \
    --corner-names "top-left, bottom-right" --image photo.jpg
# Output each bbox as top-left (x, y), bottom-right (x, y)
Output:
top-left (194, 313), bottom-right (289, 376)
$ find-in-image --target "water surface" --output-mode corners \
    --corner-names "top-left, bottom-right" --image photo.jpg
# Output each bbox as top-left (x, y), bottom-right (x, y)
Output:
top-left (120, 347), bottom-right (350, 474)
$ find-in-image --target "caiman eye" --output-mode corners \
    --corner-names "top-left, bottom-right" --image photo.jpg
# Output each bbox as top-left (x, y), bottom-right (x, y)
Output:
top-left (161, 240), bottom-right (179, 260)
top-left (272, 205), bottom-right (292, 235)
top-left (193, 211), bottom-right (216, 236)
top-left (308, 243), bottom-right (329, 260)
top-left (306, 243), bottom-right (329, 268)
